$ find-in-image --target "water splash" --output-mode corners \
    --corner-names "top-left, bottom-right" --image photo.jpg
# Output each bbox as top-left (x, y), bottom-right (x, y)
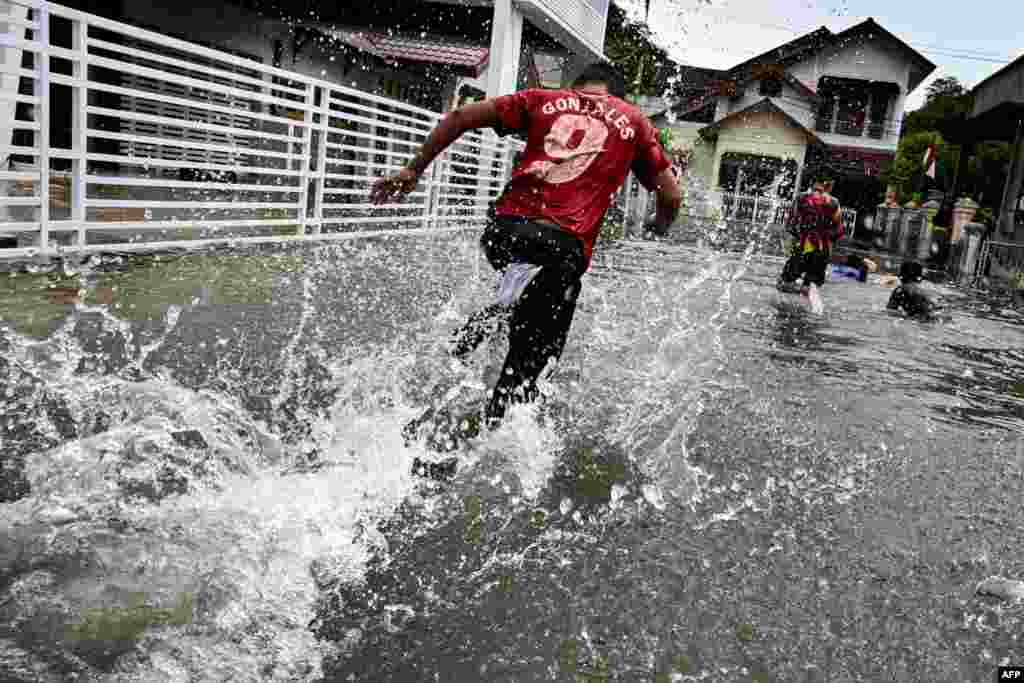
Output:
top-left (269, 251), bottom-right (319, 415)
top-left (0, 319), bottom-right (450, 681)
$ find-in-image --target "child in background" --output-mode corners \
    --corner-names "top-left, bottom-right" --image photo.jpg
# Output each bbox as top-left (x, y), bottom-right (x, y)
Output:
top-left (777, 177), bottom-right (844, 300)
top-left (886, 261), bottom-right (935, 320)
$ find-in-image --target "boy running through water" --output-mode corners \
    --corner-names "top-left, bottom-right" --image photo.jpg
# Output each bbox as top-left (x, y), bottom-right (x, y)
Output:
top-left (370, 63), bottom-right (682, 447)
top-left (777, 177), bottom-right (844, 300)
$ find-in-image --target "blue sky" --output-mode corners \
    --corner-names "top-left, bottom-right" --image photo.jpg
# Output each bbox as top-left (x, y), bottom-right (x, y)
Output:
top-left (622, 0), bottom-right (1022, 111)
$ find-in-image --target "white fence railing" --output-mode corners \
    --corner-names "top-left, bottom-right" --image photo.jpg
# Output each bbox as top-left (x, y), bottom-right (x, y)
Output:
top-left (616, 177), bottom-right (858, 239)
top-left (0, 0), bottom-right (522, 257)
top-left (976, 239), bottom-right (1024, 284)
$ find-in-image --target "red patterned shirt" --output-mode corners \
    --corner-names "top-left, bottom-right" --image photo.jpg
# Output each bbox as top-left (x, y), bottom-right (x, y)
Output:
top-left (789, 191), bottom-right (844, 250)
top-left (491, 88), bottom-right (672, 269)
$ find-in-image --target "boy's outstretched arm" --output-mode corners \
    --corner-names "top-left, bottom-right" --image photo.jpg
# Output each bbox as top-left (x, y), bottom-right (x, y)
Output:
top-left (369, 100), bottom-right (502, 205)
top-left (646, 167), bottom-right (683, 235)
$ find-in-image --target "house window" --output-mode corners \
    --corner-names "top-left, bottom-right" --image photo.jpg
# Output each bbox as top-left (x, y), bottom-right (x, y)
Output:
top-left (867, 82), bottom-right (898, 139)
top-left (758, 77), bottom-right (782, 98)
top-left (675, 91), bottom-right (717, 123)
top-left (718, 152), bottom-right (795, 196)
top-left (815, 76), bottom-right (871, 137)
top-left (379, 77), bottom-right (440, 111)
top-left (814, 96), bottom-right (835, 133)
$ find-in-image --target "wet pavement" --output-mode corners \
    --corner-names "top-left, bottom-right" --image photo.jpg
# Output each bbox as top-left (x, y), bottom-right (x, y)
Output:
top-left (0, 234), bottom-right (1022, 682)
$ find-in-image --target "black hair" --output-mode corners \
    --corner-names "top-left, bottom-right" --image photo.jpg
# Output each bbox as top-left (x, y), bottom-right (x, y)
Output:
top-left (899, 261), bottom-right (924, 283)
top-left (572, 62), bottom-right (626, 98)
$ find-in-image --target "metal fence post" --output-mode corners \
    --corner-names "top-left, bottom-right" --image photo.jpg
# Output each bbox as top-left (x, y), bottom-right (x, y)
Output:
top-left (310, 84), bottom-right (327, 235)
top-left (71, 13), bottom-right (86, 247)
top-left (421, 149), bottom-right (439, 231)
top-left (37, 3), bottom-right (49, 251)
top-left (294, 82), bottom-right (313, 235)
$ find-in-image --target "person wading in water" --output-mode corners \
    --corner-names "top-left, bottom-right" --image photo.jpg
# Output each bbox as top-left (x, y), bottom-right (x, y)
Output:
top-left (370, 63), bottom-right (682, 463)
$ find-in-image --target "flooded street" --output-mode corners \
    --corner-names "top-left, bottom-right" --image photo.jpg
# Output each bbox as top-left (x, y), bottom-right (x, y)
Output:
top-left (0, 234), bottom-right (1021, 681)
top-left (0, 0), bottom-right (1021, 677)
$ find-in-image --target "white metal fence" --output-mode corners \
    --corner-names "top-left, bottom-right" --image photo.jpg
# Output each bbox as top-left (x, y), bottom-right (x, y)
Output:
top-left (0, 0), bottom-right (861, 260)
top-left (616, 176), bottom-right (858, 239)
top-left (976, 239), bottom-right (1024, 284)
top-left (0, 0), bottom-right (522, 257)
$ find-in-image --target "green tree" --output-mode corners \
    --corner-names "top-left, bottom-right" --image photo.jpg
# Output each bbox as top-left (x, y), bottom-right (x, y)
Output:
top-left (901, 76), bottom-right (972, 142)
top-left (896, 75), bottom-right (1011, 206)
top-left (965, 141), bottom-right (1014, 205)
top-left (882, 131), bottom-right (951, 202)
top-left (926, 76), bottom-right (967, 101)
top-left (605, 3), bottom-right (679, 100)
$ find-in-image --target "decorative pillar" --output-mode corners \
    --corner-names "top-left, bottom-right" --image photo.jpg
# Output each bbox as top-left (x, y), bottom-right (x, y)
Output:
top-left (959, 221), bottom-right (986, 282)
top-left (874, 204), bottom-right (886, 241)
top-left (884, 206), bottom-right (902, 252)
top-left (951, 196), bottom-right (978, 244)
top-left (897, 201), bottom-right (918, 254)
top-left (919, 199), bottom-right (940, 261)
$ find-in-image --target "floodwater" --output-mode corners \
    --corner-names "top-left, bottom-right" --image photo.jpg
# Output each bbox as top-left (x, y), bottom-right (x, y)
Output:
top-left (1, 231), bottom-right (1022, 682)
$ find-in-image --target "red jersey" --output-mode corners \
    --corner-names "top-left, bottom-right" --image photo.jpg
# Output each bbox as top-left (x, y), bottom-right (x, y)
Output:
top-left (491, 88), bottom-right (673, 269)
top-left (788, 191), bottom-right (844, 250)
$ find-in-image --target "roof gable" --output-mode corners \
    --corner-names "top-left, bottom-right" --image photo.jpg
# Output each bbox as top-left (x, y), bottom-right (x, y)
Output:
top-left (726, 26), bottom-right (833, 78)
top-left (699, 98), bottom-right (826, 148)
top-left (725, 18), bottom-right (935, 93)
top-left (832, 19), bottom-right (934, 71)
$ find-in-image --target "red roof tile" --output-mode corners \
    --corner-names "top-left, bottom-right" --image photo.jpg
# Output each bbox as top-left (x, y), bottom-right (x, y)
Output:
top-left (337, 31), bottom-right (489, 76)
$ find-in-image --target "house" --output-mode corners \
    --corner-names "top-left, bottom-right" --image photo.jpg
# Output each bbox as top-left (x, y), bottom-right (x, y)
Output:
top-left (962, 53), bottom-right (1024, 241)
top-left (652, 18), bottom-right (935, 218)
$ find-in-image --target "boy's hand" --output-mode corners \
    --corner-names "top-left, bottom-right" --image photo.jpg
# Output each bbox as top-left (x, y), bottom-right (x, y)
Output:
top-left (369, 168), bottom-right (419, 205)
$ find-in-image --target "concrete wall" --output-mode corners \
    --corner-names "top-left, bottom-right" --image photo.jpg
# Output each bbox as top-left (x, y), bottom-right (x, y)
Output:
top-left (973, 59), bottom-right (1024, 119)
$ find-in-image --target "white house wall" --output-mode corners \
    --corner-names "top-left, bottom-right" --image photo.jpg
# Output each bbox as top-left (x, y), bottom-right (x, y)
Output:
top-left (715, 80), bottom-right (814, 129)
top-left (684, 137), bottom-right (717, 189)
top-left (710, 110), bottom-right (810, 188)
top-left (786, 36), bottom-right (908, 92)
top-left (786, 36), bottom-right (910, 148)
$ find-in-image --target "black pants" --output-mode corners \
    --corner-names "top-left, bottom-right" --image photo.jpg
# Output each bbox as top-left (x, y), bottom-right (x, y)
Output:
top-left (780, 246), bottom-right (830, 287)
top-left (451, 217), bottom-right (584, 422)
